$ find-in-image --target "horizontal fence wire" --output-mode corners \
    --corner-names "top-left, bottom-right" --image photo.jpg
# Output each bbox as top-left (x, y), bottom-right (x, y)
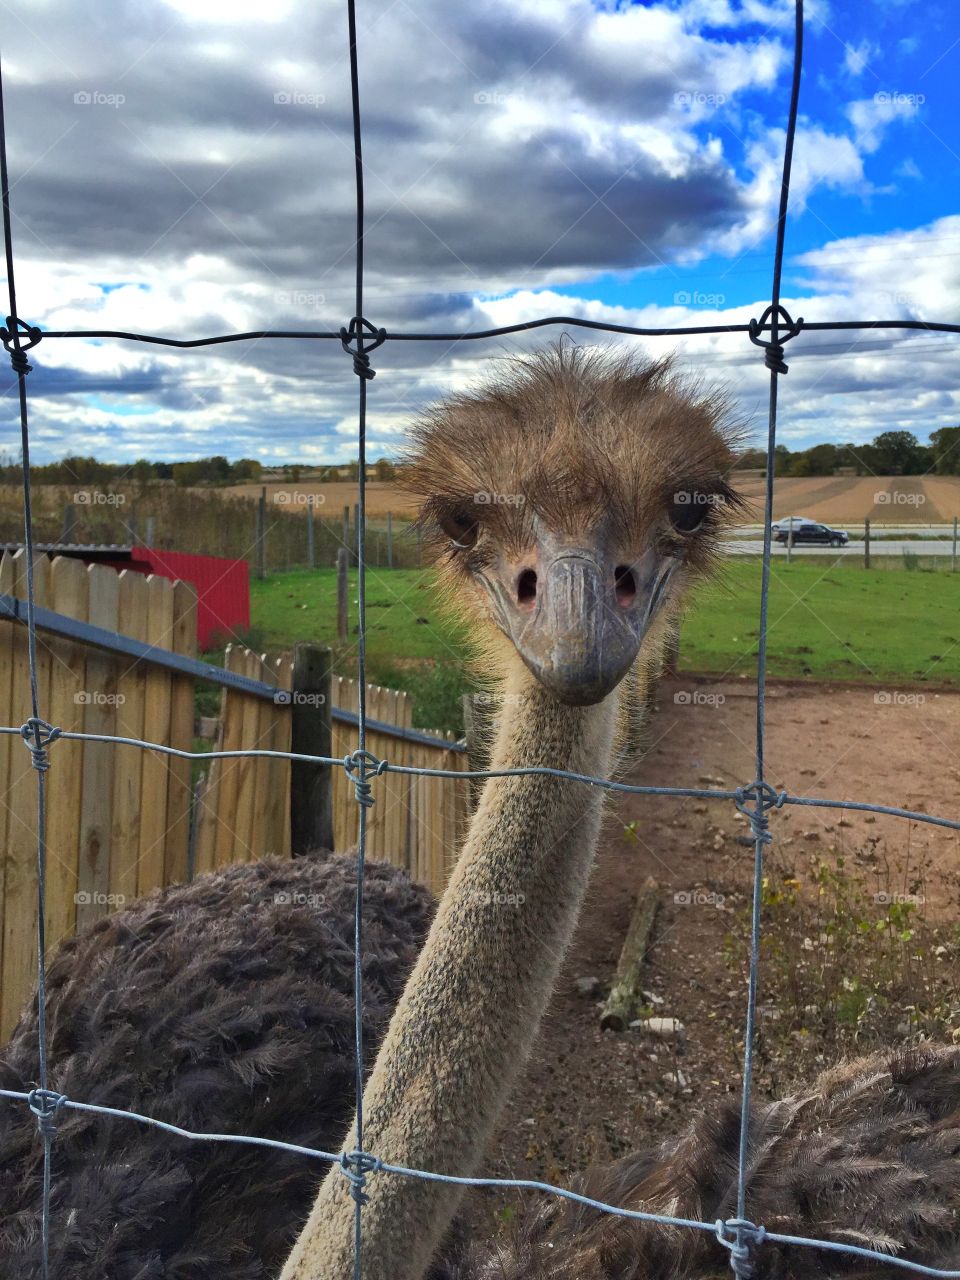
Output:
top-left (2, 0), bottom-right (960, 1276)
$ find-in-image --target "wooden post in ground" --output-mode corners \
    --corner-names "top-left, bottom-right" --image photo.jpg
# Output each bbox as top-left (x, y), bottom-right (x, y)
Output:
top-left (786, 516), bottom-right (794, 564)
top-left (600, 876), bottom-right (661, 1030)
top-left (256, 485), bottom-right (267, 579)
top-left (290, 643), bottom-right (334, 854)
top-left (144, 515), bottom-right (156, 548)
top-left (61, 501), bottom-right (77, 543)
top-left (864, 517), bottom-right (871, 570)
top-left (386, 510), bottom-right (393, 569)
top-left (953, 517), bottom-right (957, 572)
top-left (306, 501), bottom-right (316, 570)
top-left (342, 505), bottom-right (350, 560)
top-left (337, 548), bottom-right (349, 642)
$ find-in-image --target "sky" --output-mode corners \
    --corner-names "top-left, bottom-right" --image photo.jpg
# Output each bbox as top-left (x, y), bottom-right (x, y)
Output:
top-left (0, 0), bottom-right (957, 464)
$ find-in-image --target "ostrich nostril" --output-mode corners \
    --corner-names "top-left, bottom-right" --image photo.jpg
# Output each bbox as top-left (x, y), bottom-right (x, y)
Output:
top-left (614, 566), bottom-right (637, 607)
top-left (517, 569), bottom-right (538, 609)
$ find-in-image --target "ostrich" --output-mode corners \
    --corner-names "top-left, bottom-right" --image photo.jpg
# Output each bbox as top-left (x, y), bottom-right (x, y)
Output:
top-left (0, 344), bottom-right (742, 1278)
top-left (438, 1043), bottom-right (960, 1278)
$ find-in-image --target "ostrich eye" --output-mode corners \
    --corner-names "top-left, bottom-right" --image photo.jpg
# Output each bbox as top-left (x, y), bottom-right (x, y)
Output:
top-left (438, 507), bottom-right (479, 548)
top-left (667, 492), bottom-right (711, 534)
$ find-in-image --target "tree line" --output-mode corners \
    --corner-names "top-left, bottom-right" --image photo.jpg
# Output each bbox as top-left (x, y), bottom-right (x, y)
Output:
top-left (0, 454), bottom-right (399, 486)
top-left (735, 428), bottom-right (960, 477)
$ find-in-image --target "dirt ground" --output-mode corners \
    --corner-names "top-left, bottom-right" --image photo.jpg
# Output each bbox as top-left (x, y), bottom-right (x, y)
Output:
top-left (735, 473), bottom-right (960, 525)
top-left (481, 677), bottom-right (960, 1194)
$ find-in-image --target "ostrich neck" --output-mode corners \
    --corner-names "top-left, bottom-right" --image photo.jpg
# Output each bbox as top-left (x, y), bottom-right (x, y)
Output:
top-left (280, 661), bottom-right (621, 1280)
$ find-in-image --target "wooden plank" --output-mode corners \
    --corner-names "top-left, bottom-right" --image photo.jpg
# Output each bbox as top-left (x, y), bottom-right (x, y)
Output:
top-left (136, 574), bottom-right (174, 896)
top-left (212, 647), bottom-right (247, 868)
top-left (44, 556), bottom-right (90, 950)
top-left (76, 562), bottom-right (120, 930)
top-left (246, 651), bottom-right (278, 862)
top-left (0, 552), bottom-right (53, 1037)
top-left (267, 656), bottom-right (292, 858)
top-left (110, 570), bottom-right (148, 907)
top-left (290, 644), bottom-right (333, 854)
top-left (192, 714), bottom-right (223, 877)
top-left (228, 650), bottom-right (266, 863)
top-left (163, 579), bottom-right (197, 886)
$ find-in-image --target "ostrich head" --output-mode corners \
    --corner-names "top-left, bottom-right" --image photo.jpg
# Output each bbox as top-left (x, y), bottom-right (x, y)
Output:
top-left (403, 343), bottom-right (743, 705)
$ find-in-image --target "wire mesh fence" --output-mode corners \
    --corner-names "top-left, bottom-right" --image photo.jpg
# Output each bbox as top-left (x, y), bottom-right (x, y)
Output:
top-left (2, 0), bottom-right (960, 1277)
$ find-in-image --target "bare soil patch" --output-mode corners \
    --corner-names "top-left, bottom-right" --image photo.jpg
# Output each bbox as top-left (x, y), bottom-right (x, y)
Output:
top-left (483, 678), bottom-right (960, 1192)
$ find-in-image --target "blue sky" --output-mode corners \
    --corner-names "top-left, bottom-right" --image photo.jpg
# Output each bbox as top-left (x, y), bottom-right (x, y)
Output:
top-left (0, 0), bottom-right (956, 464)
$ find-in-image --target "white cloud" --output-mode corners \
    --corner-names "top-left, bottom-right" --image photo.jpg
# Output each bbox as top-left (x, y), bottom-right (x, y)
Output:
top-left (846, 92), bottom-right (922, 154)
top-left (843, 39), bottom-right (877, 77)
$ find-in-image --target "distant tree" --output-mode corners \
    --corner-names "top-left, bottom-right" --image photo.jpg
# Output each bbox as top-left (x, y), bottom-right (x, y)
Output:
top-left (871, 430), bottom-right (924, 475)
top-left (732, 447), bottom-right (767, 470)
top-left (231, 458), bottom-right (263, 482)
top-left (374, 457), bottom-right (395, 481)
top-left (790, 442), bottom-right (839, 476)
top-left (929, 426), bottom-right (960, 475)
top-left (773, 444), bottom-right (792, 476)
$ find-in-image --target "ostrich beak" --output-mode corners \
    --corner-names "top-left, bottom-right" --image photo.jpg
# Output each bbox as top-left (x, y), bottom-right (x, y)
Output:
top-left (486, 544), bottom-right (675, 706)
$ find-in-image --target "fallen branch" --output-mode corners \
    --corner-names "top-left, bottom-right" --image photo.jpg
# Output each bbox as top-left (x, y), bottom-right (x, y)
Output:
top-left (600, 875), bottom-right (660, 1031)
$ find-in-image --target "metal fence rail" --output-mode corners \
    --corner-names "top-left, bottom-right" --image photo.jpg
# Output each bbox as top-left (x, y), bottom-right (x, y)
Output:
top-left (2, 1), bottom-right (959, 1278)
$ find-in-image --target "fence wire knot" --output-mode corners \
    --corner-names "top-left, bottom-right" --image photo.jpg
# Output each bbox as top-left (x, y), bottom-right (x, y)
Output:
top-left (344, 748), bottom-right (388, 807)
top-left (716, 1218), bottom-right (766, 1278)
top-left (19, 718), bottom-right (62, 771)
top-left (340, 315), bottom-right (386, 379)
top-left (748, 304), bottom-right (803, 374)
top-left (734, 781), bottom-right (786, 844)
top-left (27, 1088), bottom-right (65, 1139)
top-left (0, 315), bottom-right (42, 374)
top-left (339, 1149), bottom-right (382, 1204)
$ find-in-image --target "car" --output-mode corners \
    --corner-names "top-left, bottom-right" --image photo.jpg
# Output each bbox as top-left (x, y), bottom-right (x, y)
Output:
top-left (771, 515), bottom-right (814, 534)
top-left (774, 521), bottom-right (849, 547)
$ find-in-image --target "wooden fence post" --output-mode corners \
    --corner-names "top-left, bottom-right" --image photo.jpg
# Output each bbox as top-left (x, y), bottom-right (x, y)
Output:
top-left (953, 517), bottom-right (957, 572)
top-left (61, 501), bottom-right (77, 543)
top-left (256, 485), bottom-right (267, 579)
top-left (342, 505), bottom-right (350, 560)
top-left (864, 517), bottom-right (871, 570)
top-left (337, 547), bottom-right (349, 642)
top-left (306, 501), bottom-right (316, 569)
top-left (144, 514), bottom-right (156, 548)
top-left (290, 643), bottom-right (334, 855)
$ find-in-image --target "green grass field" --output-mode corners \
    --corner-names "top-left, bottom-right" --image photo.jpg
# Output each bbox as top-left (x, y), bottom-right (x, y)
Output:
top-left (245, 562), bottom-right (960, 732)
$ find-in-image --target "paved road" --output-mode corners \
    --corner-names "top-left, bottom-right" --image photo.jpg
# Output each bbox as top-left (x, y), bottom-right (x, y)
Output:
top-left (726, 540), bottom-right (956, 557)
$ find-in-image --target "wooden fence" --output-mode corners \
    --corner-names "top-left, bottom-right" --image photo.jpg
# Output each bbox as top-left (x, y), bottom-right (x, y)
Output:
top-left (0, 549), bottom-right (469, 1036)
top-left (194, 660), bottom-right (469, 897)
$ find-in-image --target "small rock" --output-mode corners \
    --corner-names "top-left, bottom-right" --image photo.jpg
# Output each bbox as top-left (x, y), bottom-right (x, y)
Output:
top-left (838, 818), bottom-right (853, 828)
top-left (521, 1117), bottom-right (536, 1127)
top-left (642, 989), bottom-right (665, 1006)
top-left (573, 976), bottom-right (602, 999)
top-left (664, 1069), bottom-right (688, 1089)
top-left (639, 1017), bottom-right (686, 1040)
top-left (802, 831), bottom-right (820, 842)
